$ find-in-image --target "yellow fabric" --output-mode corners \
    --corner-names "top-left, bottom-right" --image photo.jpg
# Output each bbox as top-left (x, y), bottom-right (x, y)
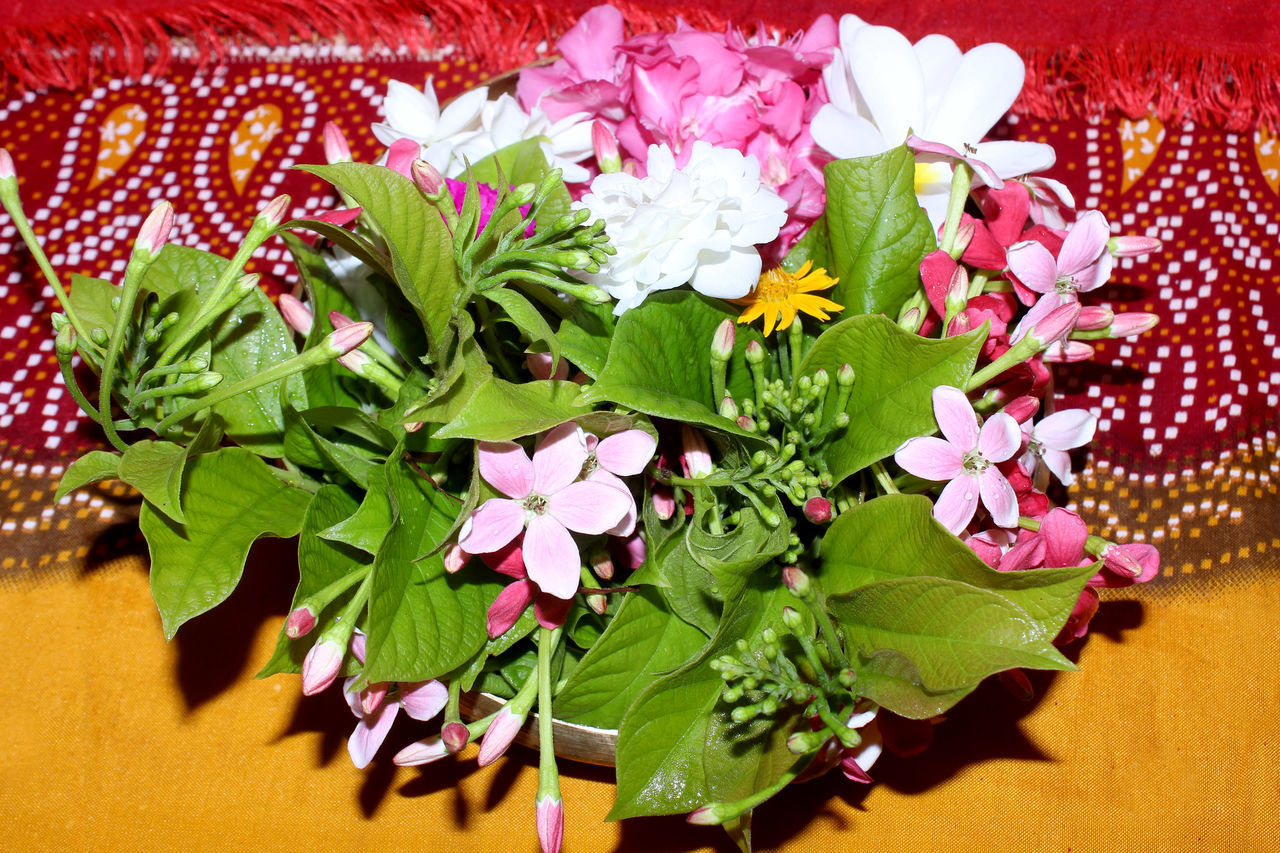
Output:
top-left (4, 556), bottom-right (1276, 851)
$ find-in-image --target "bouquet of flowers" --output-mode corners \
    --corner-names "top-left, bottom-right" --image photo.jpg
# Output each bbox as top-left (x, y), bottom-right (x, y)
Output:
top-left (2, 6), bottom-right (1162, 851)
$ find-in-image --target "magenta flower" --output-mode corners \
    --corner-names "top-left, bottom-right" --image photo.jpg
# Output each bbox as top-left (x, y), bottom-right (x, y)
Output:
top-left (894, 386), bottom-right (1020, 534)
top-left (343, 633), bottom-right (448, 769)
top-left (457, 423), bottom-right (633, 599)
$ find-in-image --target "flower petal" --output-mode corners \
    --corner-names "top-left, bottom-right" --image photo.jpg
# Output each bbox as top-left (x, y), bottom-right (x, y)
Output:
top-left (934, 474), bottom-right (980, 534)
top-left (589, 469), bottom-right (637, 536)
top-left (849, 25), bottom-right (925, 145)
top-left (1040, 508), bottom-right (1088, 567)
top-left (547, 480), bottom-right (633, 535)
top-left (457, 499), bottom-right (526, 554)
top-left (1034, 409), bottom-right (1097, 450)
top-left (923, 43), bottom-right (1023, 146)
top-left (1056, 210), bottom-right (1110, 276)
top-left (894, 436), bottom-right (964, 481)
top-left (348, 701), bottom-right (399, 770)
top-left (487, 579), bottom-right (538, 637)
top-left (978, 412), bottom-right (1021, 462)
top-left (532, 422), bottom-right (589, 495)
top-left (478, 441), bottom-right (534, 498)
top-left (594, 429), bottom-right (658, 476)
top-left (978, 467), bottom-right (1018, 528)
top-left (689, 246), bottom-right (763, 299)
top-left (1006, 240), bottom-right (1059, 295)
top-left (932, 385), bottom-right (979, 452)
top-left (400, 680), bottom-right (449, 721)
top-left (523, 515), bottom-right (582, 599)
top-left (973, 140), bottom-right (1056, 180)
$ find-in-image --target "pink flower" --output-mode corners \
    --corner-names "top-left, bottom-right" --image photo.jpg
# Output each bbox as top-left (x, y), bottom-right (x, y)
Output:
top-left (584, 428), bottom-right (658, 537)
top-left (1019, 408), bottom-right (1097, 488)
top-left (343, 633), bottom-right (449, 769)
top-left (894, 386), bottom-right (1021, 534)
top-left (1007, 210), bottom-right (1114, 345)
top-left (457, 423), bottom-right (632, 599)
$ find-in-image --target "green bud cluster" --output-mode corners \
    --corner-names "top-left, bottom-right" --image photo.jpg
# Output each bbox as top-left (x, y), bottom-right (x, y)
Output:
top-left (709, 629), bottom-right (809, 723)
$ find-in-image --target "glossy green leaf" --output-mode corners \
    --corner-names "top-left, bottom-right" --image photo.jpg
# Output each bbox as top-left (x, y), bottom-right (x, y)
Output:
top-left (433, 377), bottom-right (594, 441)
top-left (828, 576), bottom-right (1077, 694)
top-left (555, 588), bottom-right (708, 728)
top-left (851, 648), bottom-right (975, 719)
top-left (798, 314), bottom-right (984, 481)
top-left (780, 215), bottom-right (831, 274)
top-left (142, 448), bottom-right (312, 639)
top-left (482, 286), bottom-right (560, 371)
top-left (820, 494), bottom-right (1097, 637)
top-left (54, 451), bottom-right (120, 502)
top-left (118, 440), bottom-right (189, 523)
top-left (557, 299), bottom-right (615, 378)
top-left (320, 462), bottom-right (394, 554)
top-left (257, 486), bottom-right (368, 677)
top-left (824, 146), bottom-right (936, 316)
top-left (686, 488), bottom-right (791, 603)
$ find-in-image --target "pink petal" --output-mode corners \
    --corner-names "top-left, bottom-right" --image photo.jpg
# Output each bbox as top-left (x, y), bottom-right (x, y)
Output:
top-left (534, 593), bottom-right (573, 629)
top-left (1039, 508), bottom-right (1088, 567)
top-left (1035, 409), bottom-right (1096, 451)
top-left (1056, 210), bottom-right (1110, 277)
top-left (978, 467), bottom-right (1018, 529)
top-left (1070, 251), bottom-right (1115, 294)
top-left (547, 480), bottom-right (633, 535)
top-left (934, 474), bottom-right (980, 534)
top-left (526, 352), bottom-right (569, 381)
top-left (478, 441), bottom-right (535, 499)
top-left (348, 700), bottom-right (399, 769)
top-left (522, 515), bottom-right (582, 600)
top-left (342, 676), bottom-right (364, 717)
top-left (594, 429), bottom-right (658, 476)
top-left (932, 385), bottom-right (979, 452)
top-left (384, 137), bottom-right (419, 178)
top-left (588, 469), bottom-right (637, 536)
top-left (978, 412), bottom-right (1021, 462)
top-left (537, 795), bottom-right (565, 853)
top-left (532, 423), bottom-right (589, 495)
top-left (477, 707), bottom-right (523, 766)
top-left (1041, 448), bottom-right (1077, 486)
top-left (400, 680), bottom-right (449, 721)
top-left (894, 436), bottom-right (964, 481)
top-left (457, 499), bottom-right (527, 554)
top-left (998, 536), bottom-right (1044, 572)
top-left (487, 579), bottom-right (538, 637)
top-left (1006, 240), bottom-right (1059, 295)
top-left (394, 737), bottom-right (449, 766)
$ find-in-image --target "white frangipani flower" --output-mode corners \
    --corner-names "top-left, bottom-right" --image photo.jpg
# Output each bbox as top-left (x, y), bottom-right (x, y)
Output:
top-left (575, 141), bottom-right (789, 314)
top-left (373, 79), bottom-right (593, 182)
top-left (811, 15), bottom-right (1057, 228)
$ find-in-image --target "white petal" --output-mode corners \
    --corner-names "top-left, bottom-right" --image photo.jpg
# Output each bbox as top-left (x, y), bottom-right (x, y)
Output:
top-left (384, 80), bottom-right (440, 140)
top-left (811, 107), bottom-right (890, 160)
top-left (974, 140), bottom-right (1057, 179)
top-left (1034, 409), bottom-right (1097, 450)
top-left (689, 247), bottom-right (762, 299)
top-left (849, 25), bottom-right (926, 143)
top-left (923, 44), bottom-right (1024, 146)
top-left (913, 34), bottom-right (963, 117)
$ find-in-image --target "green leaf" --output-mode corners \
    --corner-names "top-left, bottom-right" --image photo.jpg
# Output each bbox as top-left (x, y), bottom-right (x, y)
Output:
top-left (828, 576), bottom-right (1077, 695)
top-left (650, 534), bottom-right (719, 636)
top-left (851, 649), bottom-right (975, 719)
top-left (434, 378), bottom-right (594, 441)
top-left (141, 448), bottom-right (312, 639)
top-left (300, 163), bottom-right (461, 359)
top-left (320, 462), bottom-right (395, 555)
top-left (610, 583), bottom-right (798, 820)
top-left (820, 494), bottom-right (1096, 637)
top-left (482, 286), bottom-right (560, 371)
top-left (470, 138), bottom-right (573, 226)
top-left (556, 298), bottom-right (615, 379)
top-left (798, 314), bottom-right (984, 481)
top-left (257, 486), bottom-right (368, 677)
top-left (363, 459), bottom-right (499, 682)
top-left (824, 146), bottom-right (936, 316)
top-left (579, 291), bottom-right (765, 441)
top-left (686, 488), bottom-right (791, 603)
top-left (780, 215), bottom-right (831, 274)
top-left (118, 440), bottom-right (190, 523)
top-left (555, 588), bottom-right (708, 729)
top-left (67, 274), bottom-right (119, 340)
top-left (282, 409), bottom-right (381, 488)
top-left (54, 451), bottom-right (121, 501)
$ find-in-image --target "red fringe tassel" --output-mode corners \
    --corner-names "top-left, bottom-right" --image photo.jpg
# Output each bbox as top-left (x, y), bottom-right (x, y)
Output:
top-left (2, 0), bottom-right (1277, 131)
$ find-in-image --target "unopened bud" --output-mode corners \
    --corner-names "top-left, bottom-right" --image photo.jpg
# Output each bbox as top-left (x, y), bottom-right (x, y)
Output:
top-left (0, 148), bottom-right (15, 181)
top-left (135, 201), bottom-right (175, 256)
top-left (394, 737), bottom-right (450, 766)
top-left (710, 318), bottom-right (735, 361)
top-left (511, 183), bottom-right (537, 206)
top-left (782, 566), bottom-right (812, 596)
top-left (285, 605), bottom-right (317, 638)
top-left (803, 496), bottom-right (832, 525)
top-left (1108, 235), bottom-right (1162, 257)
top-left (442, 721), bottom-right (471, 753)
top-left (687, 804), bottom-right (729, 826)
top-left (592, 120), bottom-right (622, 173)
top-left (326, 321), bottom-right (374, 357)
top-left (836, 363), bottom-right (855, 387)
top-left (361, 682), bottom-right (389, 716)
top-left (300, 638), bottom-right (344, 695)
top-left (999, 668), bottom-right (1035, 702)
top-left (328, 309), bottom-right (357, 329)
top-left (322, 121), bottom-right (352, 164)
top-left (944, 266), bottom-right (968, 313)
top-left (1108, 312), bottom-right (1159, 338)
top-left (719, 395), bottom-right (738, 418)
top-left (476, 707), bottom-right (524, 766)
top-left (735, 415), bottom-right (756, 432)
top-left (55, 323), bottom-right (78, 357)
top-left (1042, 340), bottom-right (1095, 362)
top-left (537, 794), bottom-right (564, 853)
top-left (1075, 305), bottom-right (1114, 331)
top-left (952, 218), bottom-right (975, 254)
top-left (680, 424), bottom-right (713, 478)
top-left (781, 605), bottom-right (803, 630)
top-left (411, 158), bottom-right (445, 196)
top-left (1002, 395), bottom-right (1040, 423)
top-left (443, 543), bottom-right (469, 573)
top-left (590, 548), bottom-right (614, 581)
top-left (256, 194), bottom-right (291, 228)
top-left (279, 293), bottom-right (314, 336)
top-left (1103, 544), bottom-right (1146, 578)
top-left (587, 593), bottom-right (608, 615)
top-left (1029, 301), bottom-right (1081, 348)
top-left (337, 348), bottom-right (371, 372)
top-left (744, 339), bottom-right (765, 365)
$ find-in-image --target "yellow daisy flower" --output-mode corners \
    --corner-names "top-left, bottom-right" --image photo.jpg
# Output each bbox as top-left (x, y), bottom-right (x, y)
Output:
top-left (734, 261), bottom-right (843, 336)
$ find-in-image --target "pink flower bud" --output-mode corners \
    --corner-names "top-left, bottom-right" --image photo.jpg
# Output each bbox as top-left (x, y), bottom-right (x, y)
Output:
top-left (257, 194), bottom-right (291, 228)
top-left (284, 605), bottom-right (317, 639)
top-left (1028, 301), bottom-right (1081, 347)
top-left (135, 201), bottom-right (175, 256)
top-left (803, 497), bottom-right (832, 525)
top-left (710, 318), bottom-right (735, 360)
top-left (443, 542), bottom-right (469, 573)
top-left (686, 805), bottom-right (725, 826)
top-left (1102, 544), bottom-right (1147, 578)
top-left (337, 348), bottom-right (371, 372)
top-left (442, 721), bottom-right (471, 754)
top-left (1108, 235), bottom-right (1162, 257)
top-left (651, 486), bottom-right (675, 520)
top-left (999, 668), bottom-right (1035, 701)
top-left (278, 294), bottom-right (314, 336)
top-left (1042, 340), bottom-right (1095, 363)
top-left (944, 265), bottom-right (968, 310)
top-left (301, 638), bottom-right (344, 695)
top-left (0, 148), bottom-right (14, 180)
top-left (403, 420), bottom-right (426, 433)
top-left (315, 207), bottom-right (362, 227)
top-left (952, 219), bottom-right (975, 254)
top-left (839, 753), bottom-right (875, 784)
top-left (476, 706), bottom-right (524, 766)
top-left (592, 120), bottom-right (621, 173)
top-left (782, 565), bottom-right (812, 595)
top-left (326, 321), bottom-right (374, 357)
top-left (1108, 312), bottom-right (1159, 338)
top-left (361, 682), bottom-right (389, 716)
top-left (410, 158), bottom-right (444, 195)
top-left (537, 794), bottom-right (564, 853)
top-left (1002, 395), bottom-right (1040, 424)
top-left (586, 593), bottom-right (607, 615)
top-left (680, 425), bottom-right (712, 478)
top-left (393, 737), bottom-right (450, 766)
top-left (735, 415), bottom-right (755, 432)
top-left (322, 121), bottom-right (352, 164)
top-left (328, 309), bottom-right (356, 329)
top-left (1075, 305), bottom-right (1114, 331)
top-left (590, 548), bottom-right (614, 581)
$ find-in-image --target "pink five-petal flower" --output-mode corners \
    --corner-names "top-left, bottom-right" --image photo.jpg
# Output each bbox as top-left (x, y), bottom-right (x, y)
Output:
top-left (1019, 408), bottom-right (1097, 489)
top-left (1007, 210), bottom-right (1114, 302)
top-left (458, 423), bottom-right (632, 600)
top-left (894, 385), bottom-right (1020, 534)
top-left (344, 633), bottom-right (448, 769)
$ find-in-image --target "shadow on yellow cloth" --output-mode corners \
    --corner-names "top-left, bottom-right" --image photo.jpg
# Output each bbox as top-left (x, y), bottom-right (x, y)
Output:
top-left (3, 547), bottom-right (1277, 852)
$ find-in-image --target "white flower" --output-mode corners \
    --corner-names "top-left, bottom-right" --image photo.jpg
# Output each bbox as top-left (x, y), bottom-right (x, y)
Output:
top-left (811, 15), bottom-right (1057, 228)
top-left (373, 79), bottom-right (593, 182)
top-left (575, 141), bottom-right (789, 314)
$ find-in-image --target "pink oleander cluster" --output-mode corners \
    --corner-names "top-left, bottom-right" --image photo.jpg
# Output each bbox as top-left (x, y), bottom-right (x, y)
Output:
top-left (517, 4), bottom-right (838, 250)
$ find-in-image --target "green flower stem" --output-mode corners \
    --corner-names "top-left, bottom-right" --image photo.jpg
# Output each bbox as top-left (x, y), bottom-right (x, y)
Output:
top-left (97, 252), bottom-right (157, 451)
top-left (812, 698), bottom-right (861, 750)
top-left (778, 331), bottom-right (792, 384)
top-left (349, 357), bottom-right (404, 399)
top-left (693, 755), bottom-right (811, 826)
top-left (787, 320), bottom-right (805, 379)
top-left (322, 564), bottom-right (374, 649)
top-left (510, 281), bottom-right (572, 319)
top-left (0, 184), bottom-right (96, 349)
top-left (1018, 515), bottom-right (1114, 561)
top-left (298, 564), bottom-right (371, 616)
top-left (443, 677), bottom-right (463, 727)
top-left (939, 162), bottom-right (973, 259)
top-left (463, 710), bottom-right (501, 740)
top-left (478, 269), bottom-right (611, 303)
top-left (154, 337), bottom-right (348, 435)
top-left (965, 333), bottom-right (1039, 392)
top-left (536, 626), bottom-right (562, 802)
top-left (870, 461), bottom-right (900, 495)
top-left (475, 299), bottom-right (518, 382)
top-left (967, 270), bottom-right (991, 299)
top-left (732, 484), bottom-right (780, 527)
top-left (55, 345), bottom-right (100, 420)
